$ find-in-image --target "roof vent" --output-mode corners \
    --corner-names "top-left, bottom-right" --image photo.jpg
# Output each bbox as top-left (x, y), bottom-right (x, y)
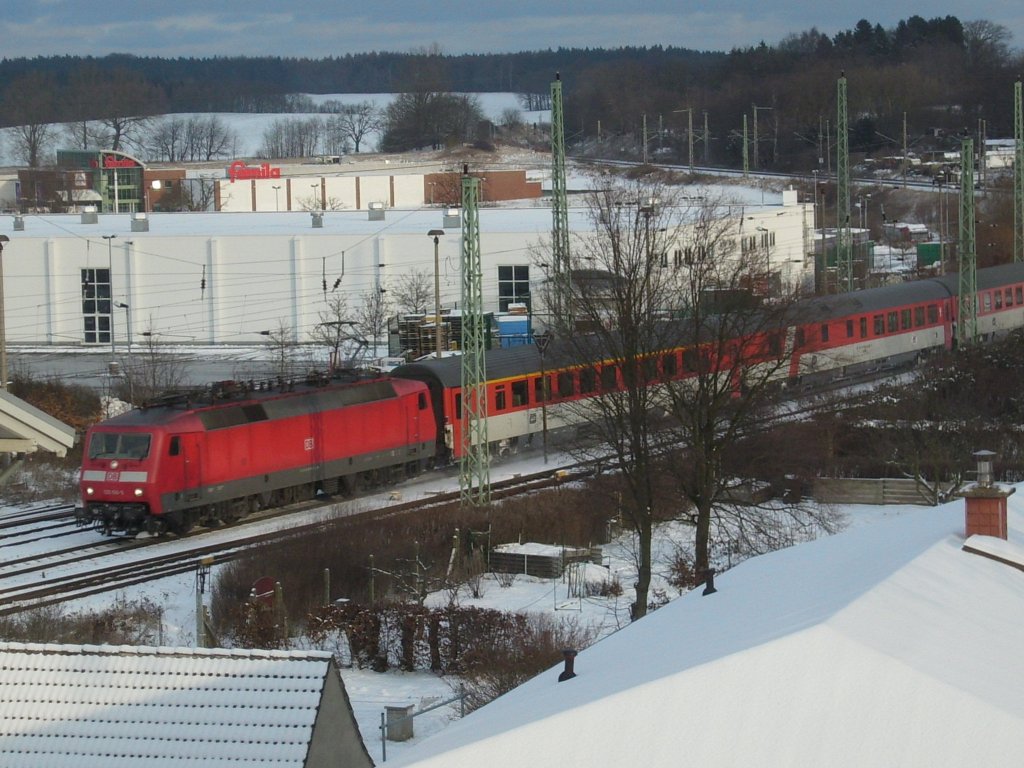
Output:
top-left (131, 212), bottom-right (149, 232)
top-left (81, 206), bottom-right (98, 225)
top-left (13, 215), bottom-right (24, 231)
top-left (557, 649), bottom-right (577, 682)
top-left (311, 211), bottom-right (323, 228)
top-left (443, 207), bottom-right (460, 228)
top-left (368, 201), bottom-right (385, 221)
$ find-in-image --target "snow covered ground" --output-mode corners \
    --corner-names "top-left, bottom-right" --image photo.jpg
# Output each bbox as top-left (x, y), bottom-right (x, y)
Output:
top-left (0, 438), bottom-right (936, 764)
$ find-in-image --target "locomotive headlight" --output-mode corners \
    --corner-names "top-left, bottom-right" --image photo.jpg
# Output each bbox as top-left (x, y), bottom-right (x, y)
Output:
top-left (134, 488), bottom-right (144, 497)
top-left (86, 487), bottom-right (94, 496)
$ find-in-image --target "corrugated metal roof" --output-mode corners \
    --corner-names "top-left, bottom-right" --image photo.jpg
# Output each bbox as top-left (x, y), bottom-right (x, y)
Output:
top-left (0, 643), bottom-right (334, 767)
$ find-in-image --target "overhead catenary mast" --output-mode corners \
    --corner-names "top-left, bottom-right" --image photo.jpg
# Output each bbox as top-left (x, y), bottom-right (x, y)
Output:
top-left (958, 138), bottom-right (978, 346)
top-left (1014, 78), bottom-right (1023, 264)
top-left (550, 72), bottom-right (571, 324)
top-left (459, 166), bottom-right (490, 507)
top-left (835, 72), bottom-right (853, 293)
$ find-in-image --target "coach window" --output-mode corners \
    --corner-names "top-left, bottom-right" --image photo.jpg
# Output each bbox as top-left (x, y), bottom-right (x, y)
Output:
top-left (495, 389), bottom-right (507, 411)
top-left (846, 319), bottom-right (854, 338)
top-left (455, 393), bottom-right (462, 418)
top-left (927, 305), bottom-right (939, 324)
top-left (860, 317), bottom-right (868, 338)
top-left (1006, 289), bottom-right (1013, 307)
top-left (511, 379), bottom-right (527, 407)
top-left (683, 349), bottom-right (698, 372)
top-left (643, 357), bottom-right (658, 382)
top-left (794, 328), bottom-right (805, 348)
top-left (661, 353), bottom-right (678, 378)
top-left (982, 292), bottom-right (992, 312)
top-left (901, 309), bottom-right (912, 330)
top-left (873, 315), bottom-right (884, 335)
top-left (1016, 286), bottom-right (1023, 305)
top-left (600, 365), bottom-right (618, 391)
top-left (557, 371), bottom-right (574, 399)
top-left (887, 312), bottom-right (898, 333)
top-left (534, 375), bottom-right (550, 403)
top-left (580, 367), bottom-right (597, 394)
top-left (820, 324), bottom-right (829, 343)
top-left (994, 291), bottom-right (1003, 310)
top-left (914, 306), bottom-right (925, 327)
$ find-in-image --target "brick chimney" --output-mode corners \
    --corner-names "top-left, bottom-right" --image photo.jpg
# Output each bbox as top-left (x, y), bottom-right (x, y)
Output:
top-left (961, 450), bottom-right (1015, 540)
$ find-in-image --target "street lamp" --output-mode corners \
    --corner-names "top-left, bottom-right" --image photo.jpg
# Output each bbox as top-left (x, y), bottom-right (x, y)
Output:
top-left (310, 183), bottom-right (320, 210)
top-left (533, 330), bottom-right (553, 464)
top-left (272, 185), bottom-right (281, 211)
top-left (428, 229), bottom-right (445, 358)
top-left (102, 234), bottom-right (117, 352)
top-left (0, 234), bottom-right (8, 390)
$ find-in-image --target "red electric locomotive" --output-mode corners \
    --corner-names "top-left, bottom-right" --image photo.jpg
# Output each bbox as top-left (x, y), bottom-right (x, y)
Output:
top-left (78, 375), bottom-right (436, 536)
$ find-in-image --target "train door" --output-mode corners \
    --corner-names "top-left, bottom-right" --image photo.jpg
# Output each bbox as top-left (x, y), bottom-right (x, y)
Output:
top-left (180, 433), bottom-right (202, 492)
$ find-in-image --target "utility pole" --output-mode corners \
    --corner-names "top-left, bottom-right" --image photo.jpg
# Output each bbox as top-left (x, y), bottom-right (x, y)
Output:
top-left (642, 113), bottom-right (649, 164)
top-left (703, 111), bottom-right (710, 165)
top-left (959, 137), bottom-right (978, 346)
top-left (902, 112), bottom-right (908, 189)
top-left (836, 73), bottom-right (853, 293)
top-left (459, 166), bottom-right (489, 507)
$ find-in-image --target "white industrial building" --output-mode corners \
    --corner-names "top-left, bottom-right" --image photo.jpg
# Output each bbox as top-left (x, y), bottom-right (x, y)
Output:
top-left (0, 190), bottom-right (813, 350)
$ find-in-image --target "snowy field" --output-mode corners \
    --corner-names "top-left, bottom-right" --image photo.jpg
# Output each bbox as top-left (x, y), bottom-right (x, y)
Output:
top-left (0, 92), bottom-right (550, 167)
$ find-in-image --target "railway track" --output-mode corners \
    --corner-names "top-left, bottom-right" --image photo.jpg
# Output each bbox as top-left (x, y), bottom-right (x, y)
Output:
top-left (0, 462), bottom-right (588, 616)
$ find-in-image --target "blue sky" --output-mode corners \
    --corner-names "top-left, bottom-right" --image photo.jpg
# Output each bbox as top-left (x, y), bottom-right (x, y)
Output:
top-left (2, 1), bottom-right (1022, 58)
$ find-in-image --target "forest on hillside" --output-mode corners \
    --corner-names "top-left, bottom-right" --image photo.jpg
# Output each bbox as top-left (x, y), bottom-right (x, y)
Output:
top-left (1, 15), bottom-right (1022, 170)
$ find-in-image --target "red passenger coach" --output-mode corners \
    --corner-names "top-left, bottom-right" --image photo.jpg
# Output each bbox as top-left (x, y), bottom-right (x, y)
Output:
top-left (79, 376), bottom-right (436, 536)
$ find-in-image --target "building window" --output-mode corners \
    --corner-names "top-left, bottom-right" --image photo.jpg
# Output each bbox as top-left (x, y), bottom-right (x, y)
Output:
top-left (497, 265), bottom-right (530, 312)
top-left (82, 268), bottom-right (111, 344)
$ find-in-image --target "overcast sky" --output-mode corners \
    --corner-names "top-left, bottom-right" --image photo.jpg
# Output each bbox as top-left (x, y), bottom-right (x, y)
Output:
top-left (2, 1), bottom-right (1022, 59)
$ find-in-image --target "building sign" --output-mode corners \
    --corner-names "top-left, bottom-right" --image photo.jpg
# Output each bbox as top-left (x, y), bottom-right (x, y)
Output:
top-left (228, 161), bottom-right (282, 183)
top-left (89, 154), bottom-right (141, 169)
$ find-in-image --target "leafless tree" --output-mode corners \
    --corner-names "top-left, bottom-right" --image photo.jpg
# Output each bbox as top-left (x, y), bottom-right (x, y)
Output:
top-left (392, 269), bottom-right (434, 315)
top-left (541, 179), bottom-right (821, 616)
top-left (322, 100), bottom-right (380, 153)
top-left (309, 294), bottom-right (368, 370)
top-left (122, 324), bottom-right (189, 403)
top-left (356, 290), bottom-right (393, 357)
top-left (263, 320), bottom-right (299, 379)
top-left (3, 72), bottom-right (58, 167)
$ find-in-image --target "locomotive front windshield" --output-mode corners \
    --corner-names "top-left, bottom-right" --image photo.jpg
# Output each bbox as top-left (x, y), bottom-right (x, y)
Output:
top-left (88, 432), bottom-right (152, 460)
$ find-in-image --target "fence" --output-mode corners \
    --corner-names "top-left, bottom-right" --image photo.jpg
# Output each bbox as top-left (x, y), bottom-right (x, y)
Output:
top-left (812, 477), bottom-right (952, 506)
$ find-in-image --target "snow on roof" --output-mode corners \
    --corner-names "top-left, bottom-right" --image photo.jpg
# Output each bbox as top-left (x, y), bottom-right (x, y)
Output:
top-left (392, 499), bottom-right (1024, 768)
top-left (0, 643), bottom-right (335, 767)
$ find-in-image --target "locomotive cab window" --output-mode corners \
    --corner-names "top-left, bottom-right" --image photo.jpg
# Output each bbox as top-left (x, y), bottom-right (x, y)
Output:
top-left (89, 432), bottom-right (152, 460)
top-left (418, 392), bottom-right (428, 410)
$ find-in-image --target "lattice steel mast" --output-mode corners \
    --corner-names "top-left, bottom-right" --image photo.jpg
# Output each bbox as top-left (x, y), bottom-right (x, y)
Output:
top-left (459, 166), bottom-right (490, 506)
top-left (958, 138), bottom-right (978, 346)
top-left (1015, 78), bottom-right (1023, 263)
top-left (550, 73), bottom-right (571, 323)
top-left (836, 73), bottom-right (853, 293)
